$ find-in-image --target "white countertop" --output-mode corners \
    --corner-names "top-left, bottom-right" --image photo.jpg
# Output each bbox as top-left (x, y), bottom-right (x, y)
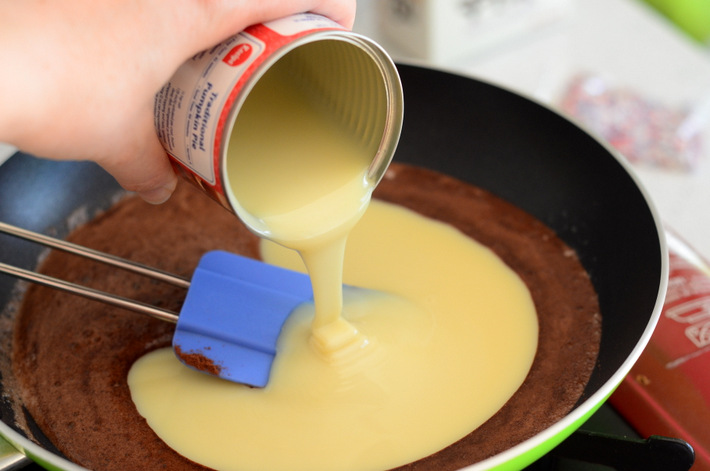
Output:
top-left (3, 0), bottom-right (710, 256)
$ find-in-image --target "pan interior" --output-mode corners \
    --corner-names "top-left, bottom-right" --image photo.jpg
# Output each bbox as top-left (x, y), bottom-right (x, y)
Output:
top-left (393, 64), bottom-right (662, 402)
top-left (0, 63), bottom-right (663, 468)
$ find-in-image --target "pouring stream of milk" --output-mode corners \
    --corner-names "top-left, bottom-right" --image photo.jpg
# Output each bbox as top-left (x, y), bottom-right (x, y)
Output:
top-left (225, 59), bottom-right (376, 356)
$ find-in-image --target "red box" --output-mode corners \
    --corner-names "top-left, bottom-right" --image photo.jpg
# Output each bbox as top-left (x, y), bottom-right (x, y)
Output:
top-left (610, 231), bottom-right (710, 470)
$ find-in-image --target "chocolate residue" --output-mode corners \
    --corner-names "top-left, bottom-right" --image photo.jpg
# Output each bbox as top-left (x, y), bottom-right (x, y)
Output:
top-left (174, 346), bottom-right (223, 376)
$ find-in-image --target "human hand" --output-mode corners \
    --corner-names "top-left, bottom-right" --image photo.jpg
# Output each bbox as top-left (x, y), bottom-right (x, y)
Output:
top-left (0, 0), bottom-right (356, 204)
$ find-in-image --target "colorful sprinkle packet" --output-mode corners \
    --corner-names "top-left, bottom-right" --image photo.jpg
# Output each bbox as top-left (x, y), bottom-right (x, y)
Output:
top-left (559, 74), bottom-right (706, 172)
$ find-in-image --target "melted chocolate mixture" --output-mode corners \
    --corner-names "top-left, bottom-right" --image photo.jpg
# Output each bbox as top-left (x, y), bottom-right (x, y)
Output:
top-left (12, 163), bottom-right (600, 470)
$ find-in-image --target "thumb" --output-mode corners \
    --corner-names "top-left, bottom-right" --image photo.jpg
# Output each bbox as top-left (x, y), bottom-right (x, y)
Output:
top-left (98, 126), bottom-right (178, 205)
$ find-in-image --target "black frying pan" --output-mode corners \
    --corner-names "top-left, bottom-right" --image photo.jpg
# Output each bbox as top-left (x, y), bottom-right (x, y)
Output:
top-left (0, 64), bottom-right (667, 470)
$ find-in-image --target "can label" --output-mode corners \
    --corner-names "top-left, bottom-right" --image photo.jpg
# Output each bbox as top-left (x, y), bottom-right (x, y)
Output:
top-left (154, 13), bottom-right (346, 206)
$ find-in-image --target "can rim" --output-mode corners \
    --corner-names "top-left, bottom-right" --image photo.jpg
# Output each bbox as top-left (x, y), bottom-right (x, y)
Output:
top-left (219, 30), bottom-right (404, 230)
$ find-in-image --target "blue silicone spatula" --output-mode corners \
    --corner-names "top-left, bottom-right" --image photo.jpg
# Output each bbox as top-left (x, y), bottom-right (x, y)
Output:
top-left (0, 222), bottom-right (313, 387)
top-left (173, 251), bottom-right (312, 387)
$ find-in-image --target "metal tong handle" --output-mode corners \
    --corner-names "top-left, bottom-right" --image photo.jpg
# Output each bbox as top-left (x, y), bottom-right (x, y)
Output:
top-left (0, 221), bottom-right (189, 323)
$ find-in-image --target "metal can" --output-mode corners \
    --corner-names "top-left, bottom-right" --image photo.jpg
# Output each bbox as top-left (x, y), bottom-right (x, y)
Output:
top-left (154, 13), bottom-right (403, 236)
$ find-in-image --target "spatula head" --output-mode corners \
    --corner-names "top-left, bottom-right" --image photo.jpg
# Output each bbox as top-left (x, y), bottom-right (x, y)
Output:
top-left (173, 251), bottom-right (313, 387)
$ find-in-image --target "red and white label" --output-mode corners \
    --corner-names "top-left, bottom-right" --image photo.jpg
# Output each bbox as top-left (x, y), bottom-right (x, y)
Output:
top-left (223, 44), bottom-right (253, 67)
top-left (153, 13), bottom-right (345, 207)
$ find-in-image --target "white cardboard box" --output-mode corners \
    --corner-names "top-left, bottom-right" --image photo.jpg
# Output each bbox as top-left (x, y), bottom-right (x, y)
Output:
top-left (376, 0), bottom-right (570, 63)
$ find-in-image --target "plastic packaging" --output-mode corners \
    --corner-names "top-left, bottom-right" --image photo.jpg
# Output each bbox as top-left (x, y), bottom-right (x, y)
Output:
top-left (559, 74), bottom-right (705, 171)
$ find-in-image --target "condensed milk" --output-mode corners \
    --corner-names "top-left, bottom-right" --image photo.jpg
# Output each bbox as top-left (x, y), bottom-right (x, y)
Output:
top-left (129, 200), bottom-right (539, 471)
top-left (154, 13), bottom-right (403, 352)
top-left (224, 52), bottom-right (379, 352)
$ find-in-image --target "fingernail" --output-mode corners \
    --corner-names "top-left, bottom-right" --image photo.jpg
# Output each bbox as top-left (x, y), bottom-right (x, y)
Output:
top-left (138, 182), bottom-right (176, 205)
